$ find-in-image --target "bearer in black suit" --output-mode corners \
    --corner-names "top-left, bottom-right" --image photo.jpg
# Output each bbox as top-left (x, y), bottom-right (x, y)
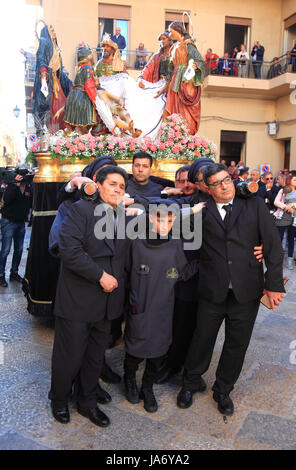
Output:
top-left (177, 163), bottom-right (285, 415)
top-left (50, 166), bottom-right (132, 427)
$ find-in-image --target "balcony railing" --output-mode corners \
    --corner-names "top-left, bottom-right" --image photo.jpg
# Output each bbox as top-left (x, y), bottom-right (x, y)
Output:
top-left (204, 52), bottom-right (296, 80)
top-left (24, 48), bottom-right (155, 83)
top-left (92, 47), bottom-right (154, 70)
top-left (24, 50), bottom-right (296, 85)
top-left (24, 57), bottom-right (36, 82)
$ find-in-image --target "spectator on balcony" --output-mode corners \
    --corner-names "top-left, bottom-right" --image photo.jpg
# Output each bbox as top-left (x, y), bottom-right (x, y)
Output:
top-left (289, 43), bottom-right (296, 72)
top-left (251, 41), bottom-right (265, 79)
top-left (111, 27), bottom-right (126, 52)
top-left (135, 43), bottom-right (148, 69)
top-left (218, 52), bottom-right (233, 76)
top-left (267, 57), bottom-right (283, 79)
top-left (205, 48), bottom-right (219, 75)
top-left (236, 44), bottom-right (249, 78)
top-left (20, 48), bottom-right (36, 81)
top-left (230, 46), bottom-right (239, 76)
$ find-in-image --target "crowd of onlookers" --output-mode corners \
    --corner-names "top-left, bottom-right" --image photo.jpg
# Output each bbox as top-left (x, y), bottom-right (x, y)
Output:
top-left (205, 41), bottom-right (296, 78)
top-left (221, 161), bottom-right (296, 269)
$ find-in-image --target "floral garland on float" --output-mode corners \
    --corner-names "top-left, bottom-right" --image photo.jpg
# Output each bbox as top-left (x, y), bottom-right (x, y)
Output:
top-left (26, 114), bottom-right (217, 164)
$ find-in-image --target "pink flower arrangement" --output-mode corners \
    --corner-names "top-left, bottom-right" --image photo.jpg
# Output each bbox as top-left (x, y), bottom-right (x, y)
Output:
top-left (29, 114), bottom-right (217, 164)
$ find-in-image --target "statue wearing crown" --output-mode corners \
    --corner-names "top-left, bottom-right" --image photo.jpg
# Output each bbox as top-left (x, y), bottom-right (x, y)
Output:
top-left (95, 33), bottom-right (126, 78)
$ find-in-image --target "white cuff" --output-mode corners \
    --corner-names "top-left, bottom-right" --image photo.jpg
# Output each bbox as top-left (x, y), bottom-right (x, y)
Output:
top-left (65, 181), bottom-right (75, 193)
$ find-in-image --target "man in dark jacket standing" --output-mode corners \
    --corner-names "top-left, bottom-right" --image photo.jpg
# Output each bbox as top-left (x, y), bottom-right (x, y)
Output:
top-left (251, 41), bottom-right (265, 78)
top-left (50, 166), bottom-right (131, 427)
top-left (0, 174), bottom-right (32, 287)
top-left (177, 163), bottom-right (285, 415)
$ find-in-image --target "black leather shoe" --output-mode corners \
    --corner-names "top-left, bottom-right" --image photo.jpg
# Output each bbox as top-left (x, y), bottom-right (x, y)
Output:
top-left (139, 387), bottom-right (158, 413)
top-left (9, 272), bottom-right (23, 283)
top-left (213, 392), bottom-right (234, 416)
top-left (100, 362), bottom-right (121, 384)
top-left (51, 403), bottom-right (70, 424)
top-left (124, 374), bottom-right (140, 404)
top-left (77, 405), bottom-right (110, 427)
top-left (177, 378), bottom-right (206, 409)
top-left (0, 276), bottom-right (8, 287)
top-left (177, 388), bottom-right (195, 409)
top-left (96, 384), bottom-right (112, 404)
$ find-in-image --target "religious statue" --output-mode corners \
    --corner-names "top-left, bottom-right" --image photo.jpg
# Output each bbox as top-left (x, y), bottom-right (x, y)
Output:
top-left (138, 31), bottom-right (173, 86)
top-left (158, 20), bottom-right (205, 134)
top-left (95, 34), bottom-right (126, 78)
top-left (62, 45), bottom-right (106, 135)
top-left (33, 24), bottom-right (72, 134)
top-left (97, 87), bottom-right (142, 137)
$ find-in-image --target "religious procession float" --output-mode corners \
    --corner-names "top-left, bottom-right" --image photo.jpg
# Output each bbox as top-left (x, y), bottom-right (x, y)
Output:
top-left (24, 14), bottom-right (217, 316)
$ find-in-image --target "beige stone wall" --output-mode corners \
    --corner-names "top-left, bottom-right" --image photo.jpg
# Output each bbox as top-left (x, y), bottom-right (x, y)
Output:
top-left (40, 0), bottom-right (296, 171)
top-left (282, 0), bottom-right (296, 20)
top-left (199, 94), bottom-right (287, 174)
top-left (275, 92), bottom-right (296, 169)
top-left (43, 0), bottom-right (285, 77)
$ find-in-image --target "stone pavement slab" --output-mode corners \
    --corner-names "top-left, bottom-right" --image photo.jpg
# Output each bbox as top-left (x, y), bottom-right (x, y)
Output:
top-left (0, 232), bottom-right (295, 450)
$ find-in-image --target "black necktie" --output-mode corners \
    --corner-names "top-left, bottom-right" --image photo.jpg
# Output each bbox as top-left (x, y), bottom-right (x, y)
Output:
top-left (113, 210), bottom-right (117, 238)
top-left (222, 204), bottom-right (232, 228)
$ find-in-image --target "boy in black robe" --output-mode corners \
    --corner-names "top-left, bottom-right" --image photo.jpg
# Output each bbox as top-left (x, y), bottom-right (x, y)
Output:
top-left (123, 199), bottom-right (204, 413)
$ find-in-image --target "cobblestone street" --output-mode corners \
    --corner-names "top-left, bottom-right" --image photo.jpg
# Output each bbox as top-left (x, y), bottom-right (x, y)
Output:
top-left (0, 228), bottom-right (296, 450)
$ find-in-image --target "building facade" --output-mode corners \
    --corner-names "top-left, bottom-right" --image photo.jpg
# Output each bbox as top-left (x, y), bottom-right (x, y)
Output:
top-left (26, 0), bottom-right (296, 174)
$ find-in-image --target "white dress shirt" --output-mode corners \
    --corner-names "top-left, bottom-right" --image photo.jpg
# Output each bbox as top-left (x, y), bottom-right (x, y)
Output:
top-left (216, 199), bottom-right (234, 221)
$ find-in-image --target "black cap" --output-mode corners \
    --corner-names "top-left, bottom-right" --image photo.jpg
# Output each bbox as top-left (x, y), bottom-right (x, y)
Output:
top-left (188, 158), bottom-right (215, 183)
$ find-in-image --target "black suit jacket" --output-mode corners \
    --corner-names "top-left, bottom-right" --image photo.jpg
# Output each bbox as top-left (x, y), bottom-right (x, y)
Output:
top-left (198, 196), bottom-right (284, 304)
top-left (54, 199), bottom-right (132, 323)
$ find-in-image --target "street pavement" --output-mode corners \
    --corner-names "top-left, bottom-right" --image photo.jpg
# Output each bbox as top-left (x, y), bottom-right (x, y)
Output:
top-left (0, 227), bottom-right (296, 450)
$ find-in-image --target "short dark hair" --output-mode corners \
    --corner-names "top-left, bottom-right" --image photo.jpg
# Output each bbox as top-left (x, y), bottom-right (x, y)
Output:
top-left (132, 151), bottom-right (153, 167)
top-left (203, 163), bottom-right (228, 185)
top-left (197, 165), bottom-right (211, 182)
top-left (175, 164), bottom-right (191, 180)
top-left (95, 165), bottom-right (128, 187)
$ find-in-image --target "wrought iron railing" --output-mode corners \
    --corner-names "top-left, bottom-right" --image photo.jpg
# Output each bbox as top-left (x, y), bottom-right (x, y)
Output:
top-left (204, 52), bottom-right (296, 79)
top-left (24, 50), bottom-right (296, 84)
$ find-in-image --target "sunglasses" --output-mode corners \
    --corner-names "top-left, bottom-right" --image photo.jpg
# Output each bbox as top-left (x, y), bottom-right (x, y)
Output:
top-left (265, 177), bottom-right (273, 181)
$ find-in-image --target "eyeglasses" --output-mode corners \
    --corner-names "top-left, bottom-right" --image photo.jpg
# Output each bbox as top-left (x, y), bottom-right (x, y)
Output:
top-left (208, 175), bottom-right (232, 188)
top-left (195, 178), bottom-right (204, 183)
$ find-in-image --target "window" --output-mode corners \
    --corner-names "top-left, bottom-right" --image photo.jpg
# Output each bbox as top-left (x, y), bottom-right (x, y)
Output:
top-left (98, 3), bottom-right (131, 59)
top-left (165, 11), bottom-right (189, 33)
top-left (283, 13), bottom-right (296, 53)
top-left (224, 17), bottom-right (251, 55)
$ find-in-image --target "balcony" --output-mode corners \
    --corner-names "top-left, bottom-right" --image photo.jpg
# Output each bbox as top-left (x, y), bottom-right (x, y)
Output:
top-left (203, 54), bottom-right (296, 99)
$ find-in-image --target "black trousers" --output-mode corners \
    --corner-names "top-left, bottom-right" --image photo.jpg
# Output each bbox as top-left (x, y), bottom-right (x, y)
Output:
top-left (184, 290), bottom-right (260, 394)
top-left (124, 352), bottom-right (165, 389)
top-left (166, 297), bottom-right (197, 371)
top-left (51, 316), bottom-right (111, 409)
